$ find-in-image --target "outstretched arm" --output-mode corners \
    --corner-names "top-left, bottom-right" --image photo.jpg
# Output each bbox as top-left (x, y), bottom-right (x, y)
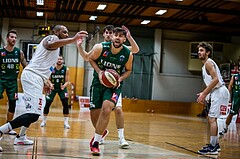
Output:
top-left (76, 38), bottom-right (95, 61)
top-left (122, 25), bottom-right (139, 54)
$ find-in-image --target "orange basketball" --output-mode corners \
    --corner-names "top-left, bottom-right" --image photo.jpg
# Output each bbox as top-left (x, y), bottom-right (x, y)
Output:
top-left (101, 69), bottom-right (120, 88)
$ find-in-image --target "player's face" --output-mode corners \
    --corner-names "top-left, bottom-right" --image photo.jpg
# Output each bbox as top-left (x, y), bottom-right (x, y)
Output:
top-left (103, 29), bottom-right (113, 42)
top-left (112, 32), bottom-right (126, 48)
top-left (198, 47), bottom-right (208, 60)
top-left (58, 26), bottom-right (69, 39)
top-left (57, 56), bottom-right (63, 65)
top-left (7, 33), bottom-right (17, 46)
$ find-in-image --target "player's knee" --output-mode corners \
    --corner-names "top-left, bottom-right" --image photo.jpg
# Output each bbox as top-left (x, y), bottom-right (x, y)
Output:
top-left (23, 114), bottom-right (40, 127)
top-left (61, 98), bottom-right (69, 114)
top-left (8, 100), bottom-right (16, 113)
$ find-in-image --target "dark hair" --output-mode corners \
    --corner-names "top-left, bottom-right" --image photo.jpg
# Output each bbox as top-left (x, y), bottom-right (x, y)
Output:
top-left (7, 29), bottom-right (17, 38)
top-left (103, 25), bottom-right (114, 32)
top-left (113, 27), bottom-right (126, 37)
top-left (197, 41), bottom-right (213, 57)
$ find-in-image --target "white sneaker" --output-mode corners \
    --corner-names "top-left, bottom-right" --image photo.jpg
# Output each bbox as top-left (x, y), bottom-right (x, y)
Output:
top-left (64, 124), bottom-right (70, 129)
top-left (119, 138), bottom-right (129, 148)
top-left (40, 122), bottom-right (46, 127)
top-left (14, 135), bottom-right (34, 145)
top-left (99, 129), bottom-right (109, 145)
top-left (5, 130), bottom-right (17, 135)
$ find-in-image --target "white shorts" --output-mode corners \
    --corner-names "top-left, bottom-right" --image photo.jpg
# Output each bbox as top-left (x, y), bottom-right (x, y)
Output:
top-left (21, 70), bottom-right (44, 115)
top-left (116, 93), bottom-right (122, 107)
top-left (208, 86), bottom-right (230, 118)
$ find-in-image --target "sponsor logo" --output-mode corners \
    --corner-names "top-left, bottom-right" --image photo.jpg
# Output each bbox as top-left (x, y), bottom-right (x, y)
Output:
top-left (1, 52), bottom-right (6, 56)
top-left (119, 55), bottom-right (125, 62)
top-left (26, 103), bottom-right (32, 109)
top-left (103, 51), bottom-right (109, 57)
top-left (111, 93), bottom-right (119, 103)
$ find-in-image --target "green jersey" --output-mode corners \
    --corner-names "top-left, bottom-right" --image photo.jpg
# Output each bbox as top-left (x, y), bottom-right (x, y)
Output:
top-left (0, 47), bottom-right (21, 80)
top-left (50, 65), bottom-right (67, 90)
top-left (92, 42), bottom-right (130, 86)
top-left (232, 74), bottom-right (240, 98)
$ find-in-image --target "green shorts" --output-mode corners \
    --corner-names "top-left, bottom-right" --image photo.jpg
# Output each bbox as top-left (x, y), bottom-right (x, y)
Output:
top-left (89, 84), bottom-right (121, 110)
top-left (46, 88), bottom-right (68, 102)
top-left (0, 79), bottom-right (18, 100)
top-left (230, 97), bottom-right (240, 115)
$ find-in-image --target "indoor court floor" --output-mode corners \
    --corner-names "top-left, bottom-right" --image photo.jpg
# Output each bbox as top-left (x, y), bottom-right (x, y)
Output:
top-left (0, 105), bottom-right (239, 159)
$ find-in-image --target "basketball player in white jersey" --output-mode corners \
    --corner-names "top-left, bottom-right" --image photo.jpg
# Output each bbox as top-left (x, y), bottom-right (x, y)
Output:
top-left (196, 42), bottom-right (230, 155)
top-left (0, 25), bottom-right (87, 151)
top-left (77, 25), bottom-right (139, 148)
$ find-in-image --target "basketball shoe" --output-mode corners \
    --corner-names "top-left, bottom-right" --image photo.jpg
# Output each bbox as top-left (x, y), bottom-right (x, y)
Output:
top-left (40, 121), bottom-right (46, 127)
top-left (219, 128), bottom-right (228, 136)
top-left (99, 129), bottom-right (109, 145)
top-left (90, 141), bottom-right (100, 155)
top-left (198, 144), bottom-right (218, 155)
top-left (119, 138), bottom-right (129, 148)
top-left (202, 143), bottom-right (221, 152)
top-left (5, 130), bottom-right (17, 135)
top-left (64, 124), bottom-right (70, 129)
top-left (14, 135), bottom-right (33, 145)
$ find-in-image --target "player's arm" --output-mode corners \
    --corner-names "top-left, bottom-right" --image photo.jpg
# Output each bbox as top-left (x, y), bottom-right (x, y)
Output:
top-left (43, 31), bottom-right (88, 50)
top-left (122, 25), bottom-right (139, 54)
top-left (228, 75), bottom-right (234, 102)
top-left (197, 61), bottom-right (219, 104)
top-left (62, 67), bottom-right (70, 90)
top-left (119, 53), bottom-right (133, 83)
top-left (20, 50), bottom-right (28, 68)
top-left (77, 38), bottom-right (96, 61)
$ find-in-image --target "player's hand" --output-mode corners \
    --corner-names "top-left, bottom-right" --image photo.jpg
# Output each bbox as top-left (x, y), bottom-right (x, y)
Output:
top-left (43, 85), bottom-right (51, 94)
top-left (197, 92), bottom-right (206, 105)
top-left (77, 39), bottom-right (84, 47)
top-left (74, 31), bottom-right (88, 41)
top-left (60, 83), bottom-right (65, 90)
top-left (122, 25), bottom-right (131, 38)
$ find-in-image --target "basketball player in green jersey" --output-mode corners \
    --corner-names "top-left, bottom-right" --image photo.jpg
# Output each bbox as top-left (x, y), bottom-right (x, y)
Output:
top-left (219, 72), bottom-right (240, 136)
top-left (40, 55), bottom-right (70, 129)
top-left (77, 25), bottom-right (139, 148)
top-left (0, 29), bottom-right (28, 135)
top-left (88, 27), bottom-right (133, 155)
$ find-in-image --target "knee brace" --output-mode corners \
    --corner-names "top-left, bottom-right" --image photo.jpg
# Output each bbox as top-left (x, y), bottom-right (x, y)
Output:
top-left (8, 100), bottom-right (16, 113)
top-left (10, 113), bottom-right (40, 129)
top-left (43, 100), bottom-right (52, 114)
top-left (61, 98), bottom-right (69, 114)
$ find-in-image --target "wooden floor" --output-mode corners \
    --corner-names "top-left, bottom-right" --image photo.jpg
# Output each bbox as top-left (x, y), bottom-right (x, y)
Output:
top-left (0, 105), bottom-right (239, 159)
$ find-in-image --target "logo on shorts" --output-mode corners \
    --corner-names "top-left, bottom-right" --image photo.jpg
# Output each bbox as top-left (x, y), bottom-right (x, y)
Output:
top-left (111, 93), bottom-right (119, 103)
top-left (65, 93), bottom-right (68, 98)
top-left (90, 102), bottom-right (95, 108)
top-left (38, 98), bottom-right (43, 110)
top-left (14, 93), bottom-right (18, 100)
top-left (26, 103), bottom-right (32, 110)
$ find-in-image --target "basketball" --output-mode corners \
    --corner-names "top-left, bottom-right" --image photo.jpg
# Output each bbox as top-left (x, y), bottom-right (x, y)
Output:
top-left (101, 69), bottom-right (120, 88)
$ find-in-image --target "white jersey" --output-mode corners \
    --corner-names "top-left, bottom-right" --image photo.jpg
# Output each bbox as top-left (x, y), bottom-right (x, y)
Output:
top-left (24, 35), bottom-right (59, 81)
top-left (202, 58), bottom-right (224, 89)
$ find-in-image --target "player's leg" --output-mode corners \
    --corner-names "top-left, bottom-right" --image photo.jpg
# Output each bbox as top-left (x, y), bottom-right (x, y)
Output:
top-left (41, 91), bottom-right (56, 127)
top-left (114, 93), bottom-right (129, 148)
top-left (59, 88), bottom-right (70, 129)
top-left (5, 80), bottom-right (18, 135)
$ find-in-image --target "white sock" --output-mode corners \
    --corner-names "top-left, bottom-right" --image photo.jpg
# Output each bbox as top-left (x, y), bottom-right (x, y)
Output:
top-left (93, 133), bottom-right (102, 144)
top-left (19, 126), bottom-right (28, 136)
top-left (43, 116), bottom-right (47, 123)
top-left (64, 117), bottom-right (69, 125)
top-left (0, 122), bottom-right (12, 134)
top-left (210, 136), bottom-right (217, 146)
top-left (118, 128), bottom-right (124, 139)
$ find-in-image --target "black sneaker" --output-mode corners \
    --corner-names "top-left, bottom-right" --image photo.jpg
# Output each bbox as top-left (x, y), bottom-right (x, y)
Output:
top-left (198, 144), bottom-right (218, 155)
top-left (219, 128), bottom-right (228, 136)
top-left (202, 143), bottom-right (221, 152)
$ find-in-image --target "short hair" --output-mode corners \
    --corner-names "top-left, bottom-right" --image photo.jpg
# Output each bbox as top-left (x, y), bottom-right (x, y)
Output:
top-left (113, 27), bottom-right (126, 37)
top-left (53, 25), bottom-right (64, 33)
top-left (197, 41), bottom-right (213, 57)
top-left (7, 29), bottom-right (17, 38)
top-left (103, 25), bottom-right (114, 32)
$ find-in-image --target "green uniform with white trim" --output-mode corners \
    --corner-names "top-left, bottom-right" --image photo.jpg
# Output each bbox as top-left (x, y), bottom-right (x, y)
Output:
top-left (0, 47), bottom-right (20, 100)
top-left (90, 42), bottom-right (130, 110)
top-left (230, 74), bottom-right (240, 115)
top-left (46, 65), bottom-right (68, 101)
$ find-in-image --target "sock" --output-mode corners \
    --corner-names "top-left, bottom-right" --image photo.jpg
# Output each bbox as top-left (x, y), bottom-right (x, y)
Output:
top-left (118, 128), bottom-right (125, 139)
top-left (0, 123), bottom-right (12, 134)
top-left (210, 136), bottom-right (217, 146)
top-left (64, 117), bottom-right (69, 125)
top-left (43, 116), bottom-right (47, 123)
top-left (19, 126), bottom-right (27, 136)
top-left (93, 133), bottom-right (102, 145)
